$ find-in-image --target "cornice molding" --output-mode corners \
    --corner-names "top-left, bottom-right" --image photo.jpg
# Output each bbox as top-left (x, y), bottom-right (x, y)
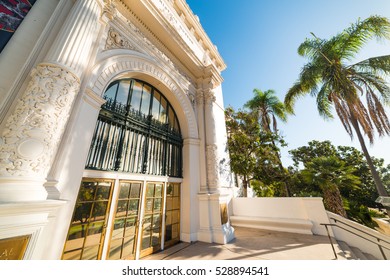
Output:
top-left (111, 3), bottom-right (195, 85)
top-left (117, 0), bottom-right (225, 87)
top-left (173, 0), bottom-right (226, 71)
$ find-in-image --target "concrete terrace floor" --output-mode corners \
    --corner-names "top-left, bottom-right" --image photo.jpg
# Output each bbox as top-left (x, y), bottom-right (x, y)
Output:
top-left (142, 226), bottom-right (342, 260)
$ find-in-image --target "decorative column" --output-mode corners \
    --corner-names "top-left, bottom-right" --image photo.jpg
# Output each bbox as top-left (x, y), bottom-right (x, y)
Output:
top-left (195, 89), bottom-right (208, 193)
top-left (0, 0), bottom-right (103, 202)
top-left (203, 88), bottom-right (221, 192)
top-left (197, 79), bottom-right (235, 244)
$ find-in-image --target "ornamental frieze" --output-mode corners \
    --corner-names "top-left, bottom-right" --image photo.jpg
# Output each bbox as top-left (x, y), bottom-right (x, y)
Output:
top-left (206, 144), bottom-right (220, 188)
top-left (0, 64), bottom-right (80, 177)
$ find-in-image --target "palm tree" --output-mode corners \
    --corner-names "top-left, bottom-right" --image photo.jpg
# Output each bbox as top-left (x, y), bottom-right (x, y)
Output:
top-left (245, 89), bottom-right (290, 196)
top-left (284, 16), bottom-right (390, 212)
top-left (245, 89), bottom-right (287, 133)
top-left (301, 156), bottom-right (361, 218)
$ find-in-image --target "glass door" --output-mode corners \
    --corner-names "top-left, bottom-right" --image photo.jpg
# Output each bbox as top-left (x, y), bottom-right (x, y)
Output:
top-left (63, 179), bottom-right (180, 260)
top-left (164, 183), bottom-right (180, 247)
top-left (62, 179), bottom-right (113, 260)
top-left (107, 181), bottom-right (142, 260)
top-left (139, 182), bottom-right (164, 258)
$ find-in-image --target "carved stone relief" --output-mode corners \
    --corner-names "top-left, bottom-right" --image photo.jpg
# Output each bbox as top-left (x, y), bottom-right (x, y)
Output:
top-left (101, 0), bottom-right (117, 21)
top-left (195, 90), bottom-right (204, 106)
top-left (187, 91), bottom-right (196, 109)
top-left (204, 89), bottom-right (216, 105)
top-left (105, 27), bottom-right (140, 51)
top-left (0, 64), bottom-right (80, 177)
top-left (206, 144), bottom-right (220, 189)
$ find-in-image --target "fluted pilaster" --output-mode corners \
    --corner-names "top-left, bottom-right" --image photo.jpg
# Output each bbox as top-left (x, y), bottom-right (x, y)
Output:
top-left (45, 0), bottom-right (101, 76)
top-left (0, 0), bottom-right (103, 201)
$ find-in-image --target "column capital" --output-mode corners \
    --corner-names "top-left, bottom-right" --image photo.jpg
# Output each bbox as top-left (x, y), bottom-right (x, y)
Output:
top-left (204, 89), bottom-right (216, 105)
top-left (99, 0), bottom-right (117, 24)
top-left (195, 89), bottom-right (204, 106)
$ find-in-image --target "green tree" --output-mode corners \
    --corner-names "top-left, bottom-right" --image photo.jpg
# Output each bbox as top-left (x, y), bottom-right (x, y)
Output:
top-left (245, 89), bottom-right (287, 133)
top-left (285, 16), bottom-right (390, 212)
top-left (225, 107), bottom-right (283, 197)
top-left (289, 140), bottom-right (337, 169)
top-left (300, 156), bottom-right (361, 218)
top-left (289, 140), bottom-right (390, 225)
top-left (245, 89), bottom-right (290, 196)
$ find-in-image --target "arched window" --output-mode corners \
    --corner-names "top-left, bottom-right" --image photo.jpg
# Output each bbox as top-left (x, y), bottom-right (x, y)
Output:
top-left (85, 79), bottom-right (183, 177)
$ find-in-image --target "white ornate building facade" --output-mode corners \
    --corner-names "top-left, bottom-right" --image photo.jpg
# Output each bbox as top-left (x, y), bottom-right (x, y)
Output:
top-left (0, 0), bottom-right (235, 260)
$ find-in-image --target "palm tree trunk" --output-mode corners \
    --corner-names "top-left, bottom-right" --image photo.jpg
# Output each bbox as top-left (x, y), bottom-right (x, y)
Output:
top-left (277, 158), bottom-right (290, 197)
top-left (322, 185), bottom-right (348, 218)
top-left (350, 117), bottom-right (388, 196)
top-left (242, 176), bottom-right (248, 197)
top-left (271, 137), bottom-right (290, 197)
top-left (350, 116), bottom-right (390, 216)
top-left (263, 113), bottom-right (290, 197)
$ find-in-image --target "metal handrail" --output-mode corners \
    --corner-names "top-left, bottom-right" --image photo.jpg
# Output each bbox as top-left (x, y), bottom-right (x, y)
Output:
top-left (321, 218), bottom-right (390, 260)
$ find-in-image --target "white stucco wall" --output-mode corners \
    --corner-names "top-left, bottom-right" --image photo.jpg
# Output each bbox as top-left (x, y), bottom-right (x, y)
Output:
top-left (232, 197), bottom-right (331, 235)
top-left (0, 0), bottom-right (235, 259)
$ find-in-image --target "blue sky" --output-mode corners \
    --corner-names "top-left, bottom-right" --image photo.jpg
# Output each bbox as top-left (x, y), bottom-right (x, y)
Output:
top-left (186, 0), bottom-right (390, 167)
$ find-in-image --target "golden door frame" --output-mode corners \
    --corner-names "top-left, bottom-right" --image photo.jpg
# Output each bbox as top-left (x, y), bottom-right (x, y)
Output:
top-left (63, 178), bottom-right (180, 260)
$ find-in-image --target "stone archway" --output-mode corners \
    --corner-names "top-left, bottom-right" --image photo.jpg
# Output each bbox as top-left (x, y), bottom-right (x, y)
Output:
top-left (86, 50), bottom-right (198, 140)
top-left (77, 50), bottom-right (203, 247)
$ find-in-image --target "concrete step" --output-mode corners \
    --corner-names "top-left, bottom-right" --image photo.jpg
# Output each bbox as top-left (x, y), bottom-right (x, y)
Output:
top-left (363, 252), bottom-right (378, 260)
top-left (330, 239), bottom-right (348, 260)
top-left (337, 241), bottom-right (378, 260)
top-left (350, 246), bottom-right (367, 260)
top-left (337, 241), bottom-right (357, 260)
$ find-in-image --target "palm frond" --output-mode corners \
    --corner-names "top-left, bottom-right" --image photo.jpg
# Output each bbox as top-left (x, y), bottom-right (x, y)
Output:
top-left (351, 71), bottom-right (390, 104)
top-left (337, 16), bottom-right (390, 61)
top-left (366, 88), bottom-right (390, 136)
top-left (316, 84), bottom-right (333, 119)
top-left (298, 37), bottom-right (325, 59)
top-left (332, 95), bottom-right (354, 138)
top-left (271, 102), bottom-right (288, 122)
top-left (285, 82), bottom-right (306, 113)
top-left (351, 55), bottom-right (390, 75)
top-left (285, 62), bottom-right (323, 113)
top-left (245, 88), bottom-right (287, 132)
top-left (350, 100), bottom-right (374, 143)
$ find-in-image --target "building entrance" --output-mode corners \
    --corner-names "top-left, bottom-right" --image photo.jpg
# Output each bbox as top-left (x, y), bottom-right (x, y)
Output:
top-left (62, 178), bottom-right (180, 260)
top-left (62, 77), bottom-right (183, 260)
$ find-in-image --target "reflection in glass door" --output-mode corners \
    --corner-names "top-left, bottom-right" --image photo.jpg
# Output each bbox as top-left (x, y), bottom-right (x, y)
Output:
top-left (63, 179), bottom-right (180, 260)
top-left (140, 183), bottom-right (164, 258)
top-left (164, 183), bottom-right (180, 247)
top-left (108, 181), bottom-right (142, 260)
top-left (62, 179), bottom-right (113, 260)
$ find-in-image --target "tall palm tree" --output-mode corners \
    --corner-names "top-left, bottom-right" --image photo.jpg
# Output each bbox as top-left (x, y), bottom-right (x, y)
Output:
top-left (245, 89), bottom-right (290, 196)
top-left (245, 89), bottom-right (287, 133)
top-left (284, 16), bottom-right (390, 211)
top-left (301, 156), bottom-right (361, 218)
